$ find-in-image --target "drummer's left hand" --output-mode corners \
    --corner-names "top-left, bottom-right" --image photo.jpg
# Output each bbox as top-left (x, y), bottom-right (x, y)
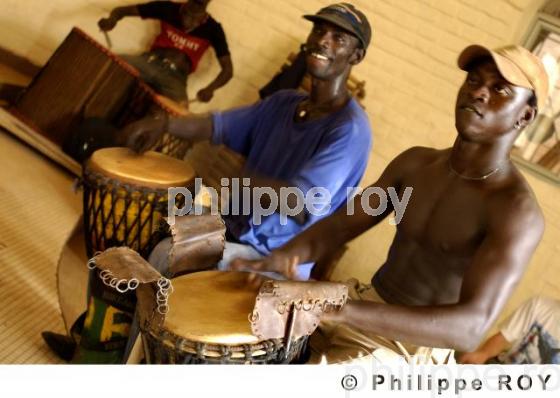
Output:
top-left (196, 87), bottom-right (214, 103)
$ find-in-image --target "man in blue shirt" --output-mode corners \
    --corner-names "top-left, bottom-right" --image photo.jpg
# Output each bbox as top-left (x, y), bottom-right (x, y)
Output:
top-left (42, 3), bottom-right (373, 364)
top-left (122, 3), bottom-right (373, 281)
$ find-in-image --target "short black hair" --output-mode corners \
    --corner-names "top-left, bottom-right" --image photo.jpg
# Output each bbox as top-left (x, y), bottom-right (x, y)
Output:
top-left (528, 92), bottom-right (537, 109)
top-left (189, 0), bottom-right (210, 6)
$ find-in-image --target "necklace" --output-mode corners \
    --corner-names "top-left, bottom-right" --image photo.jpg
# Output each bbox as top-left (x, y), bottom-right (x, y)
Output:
top-left (296, 93), bottom-right (350, 121)
top-left (448, 159), bottom-right (503, 181)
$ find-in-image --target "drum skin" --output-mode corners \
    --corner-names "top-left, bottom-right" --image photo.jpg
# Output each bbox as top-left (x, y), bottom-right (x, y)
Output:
top-left (165, 271), bottom-right (260, 345)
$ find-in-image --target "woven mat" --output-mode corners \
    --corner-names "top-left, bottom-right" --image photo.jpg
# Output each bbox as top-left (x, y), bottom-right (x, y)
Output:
top-left (0, 131), bottom-right (81, 363)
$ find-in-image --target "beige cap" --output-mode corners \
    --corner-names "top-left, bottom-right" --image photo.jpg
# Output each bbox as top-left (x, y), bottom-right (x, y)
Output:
top-left (457, 44), bottom-right (549, 110)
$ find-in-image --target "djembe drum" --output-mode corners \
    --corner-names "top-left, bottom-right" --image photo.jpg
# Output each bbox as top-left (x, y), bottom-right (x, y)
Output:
top-left (81, 246), bottom-right (347, 364)
top-left (82, 147), bottom-right (196, 258)
top-left (75, 147), bottom-right (195, 363)
top-left (138, 271), bottom-right (309, 364)
top-left (13, 27), bottom-right (190, 160)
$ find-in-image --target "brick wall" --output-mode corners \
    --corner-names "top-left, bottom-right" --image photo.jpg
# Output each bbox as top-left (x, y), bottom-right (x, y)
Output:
top-left (1, 0), bottom-right (558, 327)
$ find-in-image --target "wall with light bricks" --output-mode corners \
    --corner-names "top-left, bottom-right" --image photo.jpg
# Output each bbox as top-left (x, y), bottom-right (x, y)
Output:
top-left (1, 0), bottom-right (558, 328)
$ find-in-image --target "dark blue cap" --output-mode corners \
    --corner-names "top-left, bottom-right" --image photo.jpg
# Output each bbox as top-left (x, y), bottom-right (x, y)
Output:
top-left (304, 3), bottom-right (372, 50)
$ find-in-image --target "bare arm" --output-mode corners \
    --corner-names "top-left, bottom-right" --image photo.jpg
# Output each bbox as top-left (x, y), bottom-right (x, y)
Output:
top-left (197, 55), bottom-right (234, 102)
top-left (327, 193), bottom-right (544, 352)
top-left (167, 113), bottom-right (213, 142)
top-left (458, 332), bottom-right (509, 364)
top-left (231, 147), bottom-right (429, 278)
top-left (98, 5), bottom-right (140, 31)
top-left (121, 113), bottom-right (213, 153)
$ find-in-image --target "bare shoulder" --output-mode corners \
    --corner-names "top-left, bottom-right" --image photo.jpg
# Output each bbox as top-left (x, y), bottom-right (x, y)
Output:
top-left (488, 170), bottom-right (545, 237)
top-left (389, 146), bottom-right (446, 171)
top-left (377, 146), bottom-right (448, 187)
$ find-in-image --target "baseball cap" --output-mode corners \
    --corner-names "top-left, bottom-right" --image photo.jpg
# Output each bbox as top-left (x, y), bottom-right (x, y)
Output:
top-left (304, 3), bottom-right (372, 51)
top-left (457, 44), bottom-right (549, 110)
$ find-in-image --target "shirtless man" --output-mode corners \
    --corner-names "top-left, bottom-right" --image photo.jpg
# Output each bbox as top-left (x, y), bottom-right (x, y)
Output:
top-left (233, 44), bottom-right (549, 363)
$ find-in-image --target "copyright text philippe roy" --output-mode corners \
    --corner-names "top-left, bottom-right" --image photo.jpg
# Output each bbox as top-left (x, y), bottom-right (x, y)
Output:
top-left (372, 372), bottom-right (553, 394)
top-left (341, 365), bottom-right (559, 396)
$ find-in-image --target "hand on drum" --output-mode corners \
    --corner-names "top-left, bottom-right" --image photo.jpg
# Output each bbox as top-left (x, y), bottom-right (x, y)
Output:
top-left (120, 116), bottom-right (166, 153)
top-left (230, 253), bottom-right (300, 289)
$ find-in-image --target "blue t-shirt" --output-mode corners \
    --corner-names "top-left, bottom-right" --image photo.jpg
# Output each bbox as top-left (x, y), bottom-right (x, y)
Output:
top-left (212, 90), bottom-right (372, 279)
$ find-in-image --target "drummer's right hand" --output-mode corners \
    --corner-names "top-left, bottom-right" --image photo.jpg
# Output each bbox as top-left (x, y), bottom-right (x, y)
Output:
top-left (120, 116), bottom-right (165, 154)
top-left (230, 253), bottom-right (300, 285)
top-left (98, 16), bottom-right (118, 31)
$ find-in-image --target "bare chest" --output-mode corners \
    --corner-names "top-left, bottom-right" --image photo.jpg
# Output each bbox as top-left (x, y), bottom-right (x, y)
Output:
top-left (396, 171), bottom-right (488, 256)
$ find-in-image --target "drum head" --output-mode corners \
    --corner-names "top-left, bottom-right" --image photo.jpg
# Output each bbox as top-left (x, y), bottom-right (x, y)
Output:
top-left (87, 147), bottom-right (195, 188)
top-left (165, 271), bottom-right (260, 345)
top-left (56, 218), bottom-right (89, 334)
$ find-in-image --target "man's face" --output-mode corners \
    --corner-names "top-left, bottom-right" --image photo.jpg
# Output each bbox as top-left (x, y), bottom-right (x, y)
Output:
top-left (455, 58), bottom-right (535, 142)
top-left (180, 0), bottom-right (210, 31)
top-left (304, 21), bottom-right (362, 81)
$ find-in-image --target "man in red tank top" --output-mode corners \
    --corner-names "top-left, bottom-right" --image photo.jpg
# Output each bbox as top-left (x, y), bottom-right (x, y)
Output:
top-left (98, 0), bottom-right (232, 106)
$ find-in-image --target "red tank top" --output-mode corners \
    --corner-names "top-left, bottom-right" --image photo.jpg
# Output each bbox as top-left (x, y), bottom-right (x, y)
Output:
top-left (150, 21), bottom-right (211, 72)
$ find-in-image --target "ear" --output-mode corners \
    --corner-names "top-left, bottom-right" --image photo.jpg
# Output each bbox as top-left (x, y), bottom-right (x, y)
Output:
top-left (517, 104), bottom-right (537, 130)
top-left (349, 47), bottom-right (365, 65)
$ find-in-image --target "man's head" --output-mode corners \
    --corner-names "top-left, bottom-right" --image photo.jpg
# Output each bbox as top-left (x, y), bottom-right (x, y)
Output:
top-left (454, 44), bottom-right (548, 142)
top-left (303, 3), bottom-right (371, 80)
top-left (180, 0), bottom-right (211, 31)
